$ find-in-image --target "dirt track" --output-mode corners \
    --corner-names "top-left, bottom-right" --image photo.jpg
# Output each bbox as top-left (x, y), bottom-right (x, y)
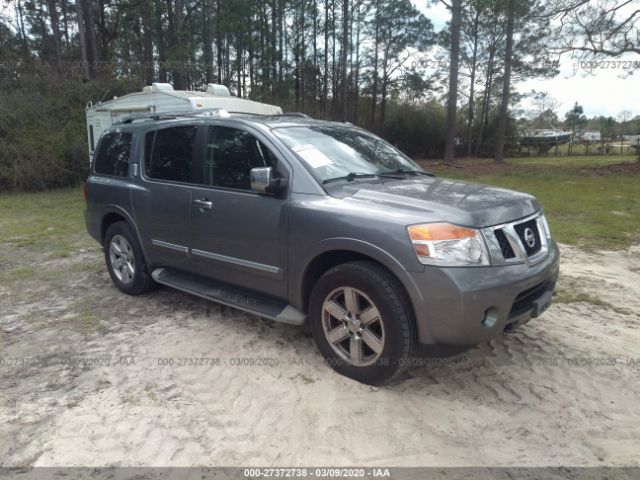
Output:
top-left (1, 242), bottom-right (639, 467)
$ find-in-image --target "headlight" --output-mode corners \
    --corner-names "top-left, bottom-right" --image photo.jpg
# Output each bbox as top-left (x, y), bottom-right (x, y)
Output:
top-left (407, 223), bottom-right (490, 266)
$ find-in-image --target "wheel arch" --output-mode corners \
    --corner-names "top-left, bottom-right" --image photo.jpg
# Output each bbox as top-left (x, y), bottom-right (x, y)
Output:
top-left (100, 207), bottom-right (151, 265)
top-left (295, 239), bottom-right (425, 324)
top-left (101, 211), bottom-right (128, 244)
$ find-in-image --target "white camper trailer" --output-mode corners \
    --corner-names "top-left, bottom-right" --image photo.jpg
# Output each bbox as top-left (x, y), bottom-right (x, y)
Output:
top-left (85, 83), bottom-right (283, 163)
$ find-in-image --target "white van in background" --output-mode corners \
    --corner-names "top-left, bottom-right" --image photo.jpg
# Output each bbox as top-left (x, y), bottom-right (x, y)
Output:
top-left (85, 83), bottom-right (282, 164)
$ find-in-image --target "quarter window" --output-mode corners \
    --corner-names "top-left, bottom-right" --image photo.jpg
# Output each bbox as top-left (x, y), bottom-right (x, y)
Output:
top-left (93, 132), bottom-right (132, 177)
top-left (203, 126), bottom-right (278, 190)
top-left (145, 126), bottom-right (198, 183)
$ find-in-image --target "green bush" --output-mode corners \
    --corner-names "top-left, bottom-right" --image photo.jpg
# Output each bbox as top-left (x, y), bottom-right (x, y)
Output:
top-left (382, 101), bottom-right (446, 158)
top-left (0, 68), bottom-right (142, 191)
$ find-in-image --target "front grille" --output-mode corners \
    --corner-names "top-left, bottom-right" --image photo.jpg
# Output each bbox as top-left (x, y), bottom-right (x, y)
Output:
top-left (494, 228), bottom-right (516, 259)
top-left (513, 219), bottom-right (542, 256)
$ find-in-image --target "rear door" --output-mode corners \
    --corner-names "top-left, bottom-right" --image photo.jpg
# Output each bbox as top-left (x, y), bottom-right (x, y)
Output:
top-left (189, 124), bottom-right (290, 298)
top-left (132, 124), bottom-right (199, 270)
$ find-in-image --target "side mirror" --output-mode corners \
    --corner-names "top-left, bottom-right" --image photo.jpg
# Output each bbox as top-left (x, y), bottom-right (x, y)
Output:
top-left (250, 167), bottom-right (284, 194)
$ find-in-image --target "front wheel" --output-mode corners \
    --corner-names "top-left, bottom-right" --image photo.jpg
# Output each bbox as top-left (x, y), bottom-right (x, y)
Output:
top-left (308, 261), bottom-right (416, 385)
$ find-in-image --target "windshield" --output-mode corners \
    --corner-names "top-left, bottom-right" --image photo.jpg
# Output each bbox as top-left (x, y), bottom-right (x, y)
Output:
top-left (273, 126), bottom-right (422, 183)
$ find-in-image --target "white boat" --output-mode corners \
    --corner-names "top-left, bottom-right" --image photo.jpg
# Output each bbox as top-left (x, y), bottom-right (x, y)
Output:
top-left (520, 129), bottom-right (572, 147)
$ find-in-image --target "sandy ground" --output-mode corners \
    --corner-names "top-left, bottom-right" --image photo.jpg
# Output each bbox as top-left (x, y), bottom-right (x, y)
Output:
top-left (1, 242), bottom-right (639, 467)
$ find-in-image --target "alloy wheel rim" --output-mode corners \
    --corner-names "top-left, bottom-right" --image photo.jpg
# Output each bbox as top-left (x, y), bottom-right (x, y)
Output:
top-left (109, 235), bottom-right (135, 284)
top-left (321, 287), bottom-right (385, 367)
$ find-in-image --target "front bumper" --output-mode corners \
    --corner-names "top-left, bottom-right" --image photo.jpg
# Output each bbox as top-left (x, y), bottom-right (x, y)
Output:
top-left (409, 239), bottom-right (560, 346)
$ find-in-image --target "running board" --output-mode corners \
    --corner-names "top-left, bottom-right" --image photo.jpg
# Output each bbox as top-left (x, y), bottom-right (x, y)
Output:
top-left (151, 268), bottom-right (306, 326)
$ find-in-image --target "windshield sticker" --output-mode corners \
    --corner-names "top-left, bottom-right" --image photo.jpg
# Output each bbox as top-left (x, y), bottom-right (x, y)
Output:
top-left (291, 144), bottom-right (333, 168)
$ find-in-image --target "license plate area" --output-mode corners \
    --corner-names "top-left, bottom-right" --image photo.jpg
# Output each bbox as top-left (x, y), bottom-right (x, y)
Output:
top-left (532, 290), bottom-right (553, 317)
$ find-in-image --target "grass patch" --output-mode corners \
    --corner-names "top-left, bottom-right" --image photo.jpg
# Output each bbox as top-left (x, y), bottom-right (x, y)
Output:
top-left (0, 265), bottom-right (37, 282)
top-left (290, 373), bottom-right (316, 384)
top-left (61, 299), bottom-right (108, 335)
top-left (0, 186), bottom-right (98, 285)
top-left (438, 162), bottom-right (640, 250)
top-left (120, 390), bottom-right (137, 404)
top-left (0, 186), bottom-right (88, 254)
top-left (511, 154), bottom-right (637, 168)
top-left (555, 289), bottom-right (612, 308)
top-left (555, 288), bottom-right (634, 316)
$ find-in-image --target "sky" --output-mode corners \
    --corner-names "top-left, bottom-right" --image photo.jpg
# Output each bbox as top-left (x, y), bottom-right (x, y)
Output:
top-left (416, 1), bottom-right (640, 120)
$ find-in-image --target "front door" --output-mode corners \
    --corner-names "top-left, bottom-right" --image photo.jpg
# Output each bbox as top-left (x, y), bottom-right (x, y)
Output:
top-left (189, 125), bottom-right (289, 298)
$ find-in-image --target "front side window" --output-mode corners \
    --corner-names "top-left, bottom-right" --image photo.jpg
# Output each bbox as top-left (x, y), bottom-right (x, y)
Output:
top-left (145, 126), bottom-right (198, 183)
top-left (273, 126), bottom-right (420, 183)
top-left (203, 126), bottom-right (278, 190)
top-left (94, 132), bottom-right (132, 177)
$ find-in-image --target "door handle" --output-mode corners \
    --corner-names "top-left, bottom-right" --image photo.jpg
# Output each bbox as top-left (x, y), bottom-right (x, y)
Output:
top-left (193, 199), bottom-right (213, 210)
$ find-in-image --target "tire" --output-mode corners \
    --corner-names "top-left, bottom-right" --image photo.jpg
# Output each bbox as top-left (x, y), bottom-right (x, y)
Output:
top-left (309, 260), bottom-right (416, 385)
top-left (103, 221), bottom-right (155, 295)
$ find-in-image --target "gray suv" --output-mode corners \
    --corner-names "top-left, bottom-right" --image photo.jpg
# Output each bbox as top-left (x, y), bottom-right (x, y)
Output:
top-left (85, 113), bottom-right (559, 385)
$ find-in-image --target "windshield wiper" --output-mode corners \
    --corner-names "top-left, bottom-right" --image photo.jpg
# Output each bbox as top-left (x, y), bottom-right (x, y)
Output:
top-left (322, 172), bottom-right (404, 184)
top-left (386, 168), bottom-right (435, 177)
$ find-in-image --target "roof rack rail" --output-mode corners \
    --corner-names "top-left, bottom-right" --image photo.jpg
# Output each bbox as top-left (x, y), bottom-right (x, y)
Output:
top-left (114, 108), bottom-right (230, 125)
top-left (281, 112), bottom-right (312, 119)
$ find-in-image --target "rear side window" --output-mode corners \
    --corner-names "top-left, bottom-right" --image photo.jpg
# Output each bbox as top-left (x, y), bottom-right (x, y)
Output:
top-left (145, 126), bottom-right (198, 183)
top-left (94, 132), bottom-right (132, 177)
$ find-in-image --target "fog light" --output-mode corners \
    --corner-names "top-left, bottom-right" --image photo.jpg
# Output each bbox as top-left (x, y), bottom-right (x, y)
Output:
top-left (482, 308), bottom-right (499, 328)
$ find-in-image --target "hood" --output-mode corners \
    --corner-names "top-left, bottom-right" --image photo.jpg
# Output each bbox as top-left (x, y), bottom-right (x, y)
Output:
top-left (328, 176), bottom-right (540, 228)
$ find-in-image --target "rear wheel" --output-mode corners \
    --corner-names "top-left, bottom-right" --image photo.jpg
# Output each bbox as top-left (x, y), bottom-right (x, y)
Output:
top-left (104, 222), bottom-right (155, 295)
top-left (309, 261), bottom-right (416, 385)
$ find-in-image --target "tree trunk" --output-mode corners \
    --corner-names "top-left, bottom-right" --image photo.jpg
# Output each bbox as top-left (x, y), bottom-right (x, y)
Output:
top-left (444, 0), bottom-right (462, 163)
top-left (300, 0), bottom-right (306, 111)
top-left (155, 0), bottom-right (167, 82)
top-left (294, 2), bottom-right (300, 110)
top-left (353, 1), bottom-right (360, 122)
top-left (494, 0), bottom-right (515, 163)
top-left (237, 38), bottom-right (243, 97)
top-left (170, 0), bottom-right (187, 89)
top-left (203, 0), bottom-right (214, 83)
top-left (271, 0), bottom-right (278, 99)
top-left (46, 0), bottom-right (63, 76)
top-left (380, 61), bottom-right (388, 129)
top-left (248, 30), bottom-right (254, 97)
top-left (323, 0), bottom-right (329, 115)
top-left (98, 0), bottom-right (108, 61)
top-left (80, 0), bottom-right (99, 79)
top-left (369, 6), bottom-right (379, 128)
top-left (60, 0), bottom-right (71, 49)
top-left (75, 0), bottom-right (89, 79)
top-left (38, 1), bottom-right (47, 59)
top-left (312, 0), bottom-right (318, 105)
top-left (475, 46), bottom-right (495, 156)
top-left (278, 0), bottom-right (283, 84)
top-left (466, 8), bottom-right (479, 157)
top-left (140, 0), bottom-right (155, 85)
top-left (331, 0), bottom-right (337, 114)
top-left (216, 0), bottom-right (223, 83)
top-left (16, 0), bottom-right (29, 61)
top-left (340, 0), bottom-right (349, 121)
